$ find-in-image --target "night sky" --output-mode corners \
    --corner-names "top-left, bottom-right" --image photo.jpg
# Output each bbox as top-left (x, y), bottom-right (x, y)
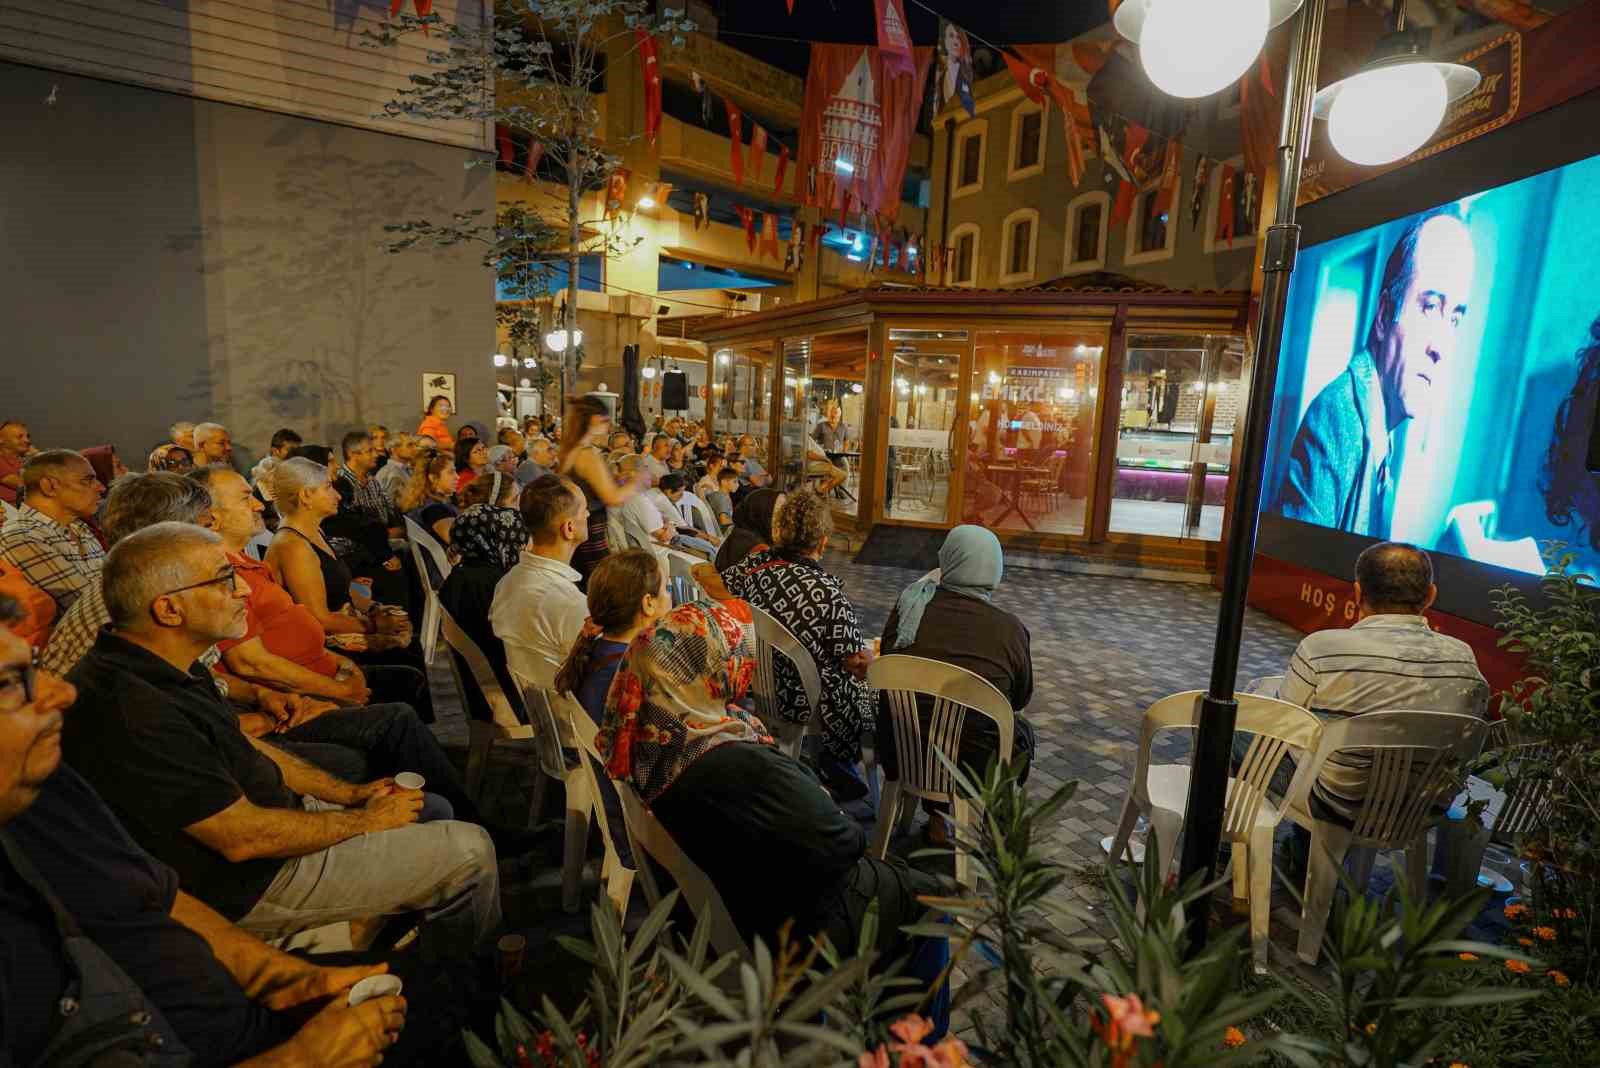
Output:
top-left (709, 0), bottom-right (1113, 76)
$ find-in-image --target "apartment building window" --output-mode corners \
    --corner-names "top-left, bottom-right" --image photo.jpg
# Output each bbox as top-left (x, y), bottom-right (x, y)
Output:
top-left (1000, 209), bottom-right (1038, 284)
top-left (1123, 173), bottom-right (1181, 266)
top-left (950, 224), bottom-right (979, 286)
top-left (1063, 191), bottom-right (1110, 274)
top-left (952, 120), bottom-right (987, 197)
top-left (1008, 105), bottom-right (1044, 181)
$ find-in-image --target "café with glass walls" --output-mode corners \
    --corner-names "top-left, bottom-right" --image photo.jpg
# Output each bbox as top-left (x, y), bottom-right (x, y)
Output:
top-left (694, 282), bottom-right (1249, 571)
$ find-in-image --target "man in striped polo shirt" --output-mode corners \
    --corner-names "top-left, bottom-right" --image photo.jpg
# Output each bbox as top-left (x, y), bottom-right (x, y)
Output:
top-left (1279, 542), bottom-right (1489, 825)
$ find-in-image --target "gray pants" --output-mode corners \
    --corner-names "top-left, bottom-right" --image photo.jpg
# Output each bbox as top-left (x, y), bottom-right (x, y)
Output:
top-left (239, 800), bottom-right (500, 954)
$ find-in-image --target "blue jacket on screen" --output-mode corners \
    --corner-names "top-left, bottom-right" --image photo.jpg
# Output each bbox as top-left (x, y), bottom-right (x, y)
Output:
top-left (1276, 348), bottom-right (1394, 537)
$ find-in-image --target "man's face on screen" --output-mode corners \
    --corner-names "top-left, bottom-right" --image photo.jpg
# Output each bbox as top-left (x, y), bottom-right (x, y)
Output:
top-left (1373, 215), bottom-right (1475, 427)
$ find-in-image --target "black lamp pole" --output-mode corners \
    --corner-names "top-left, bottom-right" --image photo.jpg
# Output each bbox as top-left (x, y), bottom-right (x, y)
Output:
top-left (1176, 0), bottom-right (1328, 955)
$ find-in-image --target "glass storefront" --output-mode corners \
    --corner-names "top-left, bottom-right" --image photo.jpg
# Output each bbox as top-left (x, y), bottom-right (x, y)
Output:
top-left (885, 328), bottom-right (964, 524)
top-left (712, 342), bottom-right (772, 458)
top-left (778, 330), bottom-right (868, 517)
top-left (1108, 333), bottom-right (1244, 540)
top-left (969, 328), bottom-right (1105, 535)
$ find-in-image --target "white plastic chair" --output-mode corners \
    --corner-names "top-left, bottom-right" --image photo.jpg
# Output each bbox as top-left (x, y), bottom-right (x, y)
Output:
top-left (1108, 690), bottom-right (1322, 971)
top-left (439, 608), bottom-right (532, 802)
top-left (868, 654), bottom-right (1014, 890)
top-left (1285, 710), bottom-right (1490, 964)
top-left (402, 516), bottom-right (449, 663)
top-left (1443, 736), bottom-right (1556, 897)
top-left (507, 667), bottom-right (597, 914)
top-left (664, 549), bottom-right (700, 607)
top-left (551, 685), bottom-right (637, 920)
top-left (611, 774), bottom-right (751, 962)
top-left (748, 605), bottom-right (823, 759)
top-left (678, 492), bottom-right (719, 538)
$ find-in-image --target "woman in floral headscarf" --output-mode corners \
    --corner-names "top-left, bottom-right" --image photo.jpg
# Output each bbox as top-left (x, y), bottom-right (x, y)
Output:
top-left (437, 485), bottom-right (528, 723)
top-left (598, 599), bottom-right (948, 993)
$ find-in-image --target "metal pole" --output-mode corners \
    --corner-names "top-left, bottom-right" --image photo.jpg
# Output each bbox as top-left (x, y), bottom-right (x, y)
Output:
top-left (1177, 0), bottom-right (1327, 955)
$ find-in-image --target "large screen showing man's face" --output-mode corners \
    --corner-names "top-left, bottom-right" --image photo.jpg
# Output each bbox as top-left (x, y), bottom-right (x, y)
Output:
top-left (1263, 151), bottom-right (1600, 580)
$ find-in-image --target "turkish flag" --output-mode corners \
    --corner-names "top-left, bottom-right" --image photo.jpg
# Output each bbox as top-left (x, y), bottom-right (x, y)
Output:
top-left (1045, 79), bottom-right (1085, 187)
top-left (749, 124), bottom-right (768, 184)
top-left (724, 97), bottom-right (744, 185)
top-left (735, 205), bottom-right (756, 251)
top-left (774, 144), bottom-right (791, 196)
top-left (1110, 180), bottom-right (1136, 227)
top-left (636, 31), bottom-right (662, 146)
top-left (1002, 51), bottom-right (1051, 107)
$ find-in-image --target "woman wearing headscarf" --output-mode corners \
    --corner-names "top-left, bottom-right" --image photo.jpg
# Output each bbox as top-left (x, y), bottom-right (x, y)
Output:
top-left (438, 485), bottom-right (529, 724)
top-left (875, 525), bottom-right (1036, 845)
top-left (712, 488), bottom-right (784, 573)
top-left (597, 599), bottom-right (948, 1001)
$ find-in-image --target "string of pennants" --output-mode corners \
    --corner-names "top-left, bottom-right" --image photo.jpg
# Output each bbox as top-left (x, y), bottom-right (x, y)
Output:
top-left (487, 4), bottom-right (1270, 286)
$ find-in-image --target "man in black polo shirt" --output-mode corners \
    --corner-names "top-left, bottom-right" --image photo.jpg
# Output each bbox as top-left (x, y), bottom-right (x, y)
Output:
top-left (63, 522), bottom-right (500, 953)
top-left (0, 594), bottom-right (406, 1066)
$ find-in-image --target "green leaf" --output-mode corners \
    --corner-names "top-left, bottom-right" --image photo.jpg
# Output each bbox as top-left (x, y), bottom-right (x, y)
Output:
top-left (660, 949), bottom-right (740, 1020)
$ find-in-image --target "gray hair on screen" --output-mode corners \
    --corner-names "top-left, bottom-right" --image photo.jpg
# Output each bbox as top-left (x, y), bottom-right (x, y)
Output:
top-left (104, 522), bottom-right (223, 629)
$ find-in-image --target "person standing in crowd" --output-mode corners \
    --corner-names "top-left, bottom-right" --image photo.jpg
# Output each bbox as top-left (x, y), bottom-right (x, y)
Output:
top-left (62, 524), bottom-right (501, 953)
top-left (877, 525), bottom-right (1037, 845)
top-left (0, 420), bottom-right (31, 507)
top-left (454, 438), bottom-right (489, 496)
top-left (491, 476), bottom-right (590, 687)
top-left (438, 487), bottom-right (528, 724)
top-left (170, 421), bottom-right (198, 452)
top-left (399, 450), bottom-right (459, 549)
top-left (251, 428), bottom-right (303, 503)
top-left (721, 491), bottom-right (874, 800)
top-left (554, 549), bottom-right (671, 727)
top-left (376, 430), bottom-right (419, 508)
top-left (193, 423), bottom-right (234, 468)
top-left (0, 594), bottom-right (417, 1068)
top-left (596, 598), bottom-right (945, 993)
top-left (557, 397), bottom-right (645, 587)
top-left (417, 395), bottom-right (454, 448)
top-left (517, 435), bottom-right (555, 487)
top-left (0, 450), bottom-right (106, 615)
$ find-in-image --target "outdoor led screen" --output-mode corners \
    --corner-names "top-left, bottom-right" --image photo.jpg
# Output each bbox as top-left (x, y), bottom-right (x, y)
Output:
top-left (1261, 149), bottom-right (1600, 582)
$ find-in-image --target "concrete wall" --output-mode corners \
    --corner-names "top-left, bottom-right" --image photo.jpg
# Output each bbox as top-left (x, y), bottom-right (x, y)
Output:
top-left (1, 62), bottom-right (497, 472)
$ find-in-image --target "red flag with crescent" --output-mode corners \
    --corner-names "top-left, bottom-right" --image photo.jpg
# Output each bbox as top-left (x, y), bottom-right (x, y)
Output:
top-left (636, 31), bottom-right (662, 146)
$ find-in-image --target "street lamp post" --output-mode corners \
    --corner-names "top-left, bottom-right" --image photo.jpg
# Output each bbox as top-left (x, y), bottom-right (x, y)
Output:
top-left (1173, 0), bottom-right (1327, 955)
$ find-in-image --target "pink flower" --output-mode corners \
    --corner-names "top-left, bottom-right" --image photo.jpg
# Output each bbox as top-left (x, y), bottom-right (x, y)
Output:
top-left (1102, 993), bottom-right (1160, 1040)
top-left (890, 1017), bottom-right (936, 1046)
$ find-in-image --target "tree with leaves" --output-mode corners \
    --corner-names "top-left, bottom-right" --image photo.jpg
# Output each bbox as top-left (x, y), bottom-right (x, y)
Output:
top-left (367, 0), bottom-right (693, 401)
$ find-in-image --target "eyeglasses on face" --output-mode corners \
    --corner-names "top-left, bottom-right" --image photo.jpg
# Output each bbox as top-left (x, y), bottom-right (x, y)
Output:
top-left (0, 650), bottom-right (39, 714)
top-left (160, 565), bottom-right (240, 599)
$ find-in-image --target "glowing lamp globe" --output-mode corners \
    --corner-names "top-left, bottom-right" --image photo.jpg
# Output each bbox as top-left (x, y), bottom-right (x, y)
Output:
top-left (1140, 0), bottom-right (1270, 99)
top-left (1325, 63), bottom-right (1447, 166)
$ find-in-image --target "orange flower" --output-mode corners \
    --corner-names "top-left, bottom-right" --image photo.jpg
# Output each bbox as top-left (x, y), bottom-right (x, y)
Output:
top-left (1533, 926), bottom-right (1557, 942)
top-left (890, 1016), bottom-right (935, 1046)
top-left (857, 1048), bottom-right (889, 1068)
top-left (1457, 952), bottom-right (1479, 961)
top-left (1448, 1062), bottom-right (1471, 1068)
top-left (1103, 994), bottom-right (1160, 1040)
top-left (1549, 970), bottom-right (1571, 987)
top-left (1364, 1022), bottom-right (1378, 1036)
top-left (1504, 903), bottom-right (1529, 921)
top-left (1518, 937), bottom-right (1534, 947)
top-left (1558, 907), bottom-right (1580, 920)
top-left (1223, 1026), bottom-right (1246, 1048)
top-left (1505, 959), bottom-right (1531, 975)
top-left (931, 1036), bottom-right (971, 1067)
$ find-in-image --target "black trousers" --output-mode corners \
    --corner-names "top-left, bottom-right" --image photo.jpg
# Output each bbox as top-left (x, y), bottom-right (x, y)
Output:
top-left (270, 702), bottom-right (479, 824)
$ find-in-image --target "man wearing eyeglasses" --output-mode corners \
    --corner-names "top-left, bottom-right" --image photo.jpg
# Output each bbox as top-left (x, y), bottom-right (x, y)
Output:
top-left (0, 595), bottom-right (410, 1066)
top-left (61, 522), bottom-right (501, 954)
top-left (0, 450), bottom-right (107, 615)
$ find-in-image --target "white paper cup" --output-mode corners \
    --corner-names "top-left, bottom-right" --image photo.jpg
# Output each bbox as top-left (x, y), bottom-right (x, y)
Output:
top-left (347, 974), bottom-right (403, 1006)
top-left (394, 772), bottom-right (425, 791)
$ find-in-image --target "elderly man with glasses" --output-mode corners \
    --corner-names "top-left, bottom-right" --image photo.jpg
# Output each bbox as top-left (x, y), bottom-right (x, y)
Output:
top-left (60, 523), bottom-right (501, 955)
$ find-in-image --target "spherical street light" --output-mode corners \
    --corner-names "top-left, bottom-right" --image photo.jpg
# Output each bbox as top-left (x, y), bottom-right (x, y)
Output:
top-left (1142, 0), bottom-right (1270, 98)
top-left (1313, 42), bottom-right (1478, 166)
top-left (545, 328), bottom-right (583, 351)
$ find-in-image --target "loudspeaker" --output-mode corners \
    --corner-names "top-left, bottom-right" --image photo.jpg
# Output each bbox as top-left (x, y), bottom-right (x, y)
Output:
top-left (661, 370), bottom-right (689, 411)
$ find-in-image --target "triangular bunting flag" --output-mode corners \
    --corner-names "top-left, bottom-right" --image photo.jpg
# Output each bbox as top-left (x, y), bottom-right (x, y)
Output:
top-left (759, 213), bottom-right (780, 260)
top-left (749, 124), bottom-right (768, 185)
top-left (774, 144), bottom-right (791, 197)
top-left (724, 97), bottom-right (744, 185)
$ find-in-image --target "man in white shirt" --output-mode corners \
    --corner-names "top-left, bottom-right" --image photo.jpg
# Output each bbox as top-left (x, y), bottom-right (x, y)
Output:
top-left (613, 455), bottom-right (673, 549)
top-left (641, 434), bottom-right (672, 486)
top-left (490, 475), bottom-right (590, 687)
